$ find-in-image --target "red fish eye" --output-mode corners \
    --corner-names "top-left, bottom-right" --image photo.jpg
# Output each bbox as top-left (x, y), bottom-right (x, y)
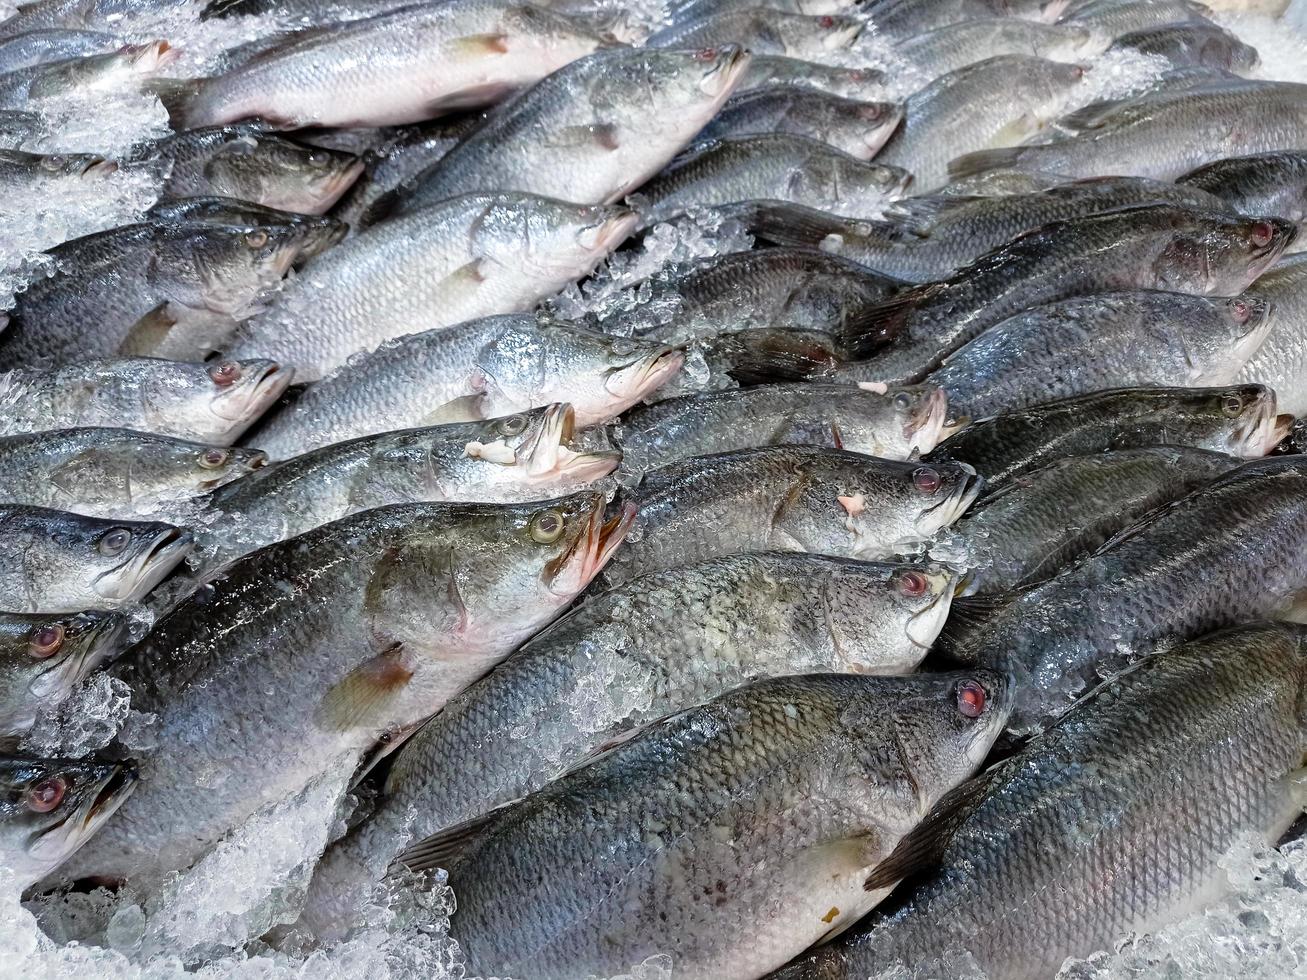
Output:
top-left (819, 14), bottom-right (835, 26)
top-left (694, 47), bottom-right (717, 61)
top-left (957, 680), bottom-right (987, 719)
top-left (897, 571), bottom-right (929, 597)
top-left (27, 776), bottom-right (66, 813)
top-left (208, 361), bottom-right (242, 387)
top-left (912, 467), bottom-right (941, 494)
top-left (199, 448), bottom-right (230, 469)
top-left (1250, 221), bottom-right (1274, 248)
top-left (1232, 300), bottom-right (1251, 323)
top-left (29, 623), bottom-right (65, 658)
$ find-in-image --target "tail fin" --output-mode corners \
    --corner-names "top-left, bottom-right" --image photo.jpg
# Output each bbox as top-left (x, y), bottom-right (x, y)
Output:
top-left (144, 77), bottom-right (203, 130)
top-left (717, 199), bottom-right (859, 249)
top-left (836, 283), bottom-right (939, 360)
top-left (947, 147), bottom-right (1028, 182)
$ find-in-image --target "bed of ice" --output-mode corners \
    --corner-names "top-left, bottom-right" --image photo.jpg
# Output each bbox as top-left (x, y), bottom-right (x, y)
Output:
top-left (1, 2), bottom-right (1306, 978)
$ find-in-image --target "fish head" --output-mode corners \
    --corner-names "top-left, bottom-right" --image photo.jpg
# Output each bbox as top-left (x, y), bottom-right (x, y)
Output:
top-left (155, 440), bottom-right (268, 494)
top-left (1199, 383), bottom-right (1288, 457)
top-left (1221, 294), bottom-right (1276, 370)
top-left (473, 197), bottom-right (635, 285)
top-left (206, 132), bottom-right (363, 215)
top-left (1219, 36), bottom-right (1261, 74)
top-left (820, 560), bottom-right (958, 673)
top-left (625, 44), bottom-right (751, 109)
top-left (192, 223), bottom-right (302, 314)
top-left (31, 152), bottom-right (117, 179)
top-left (855, 101), bottom-right (903, 159)
top-left (465, 403), bottom-right (620, 487)
top-left (887, 384), bottom-right (949, 456)
top-left (902, 461), bottom-right (984, 542)
top-left (83, 519), bottom-right (194, 603)
top-left (200, 357), bottom-right (293, 441)
top-left (1183, 214), bottom-right (1299, 292)
top-left (1237, 215), bottom-right (1299, 282)
top-left (0, 755), bottom-right (137, 888)
top-left (123, 39), bottom-right (178, 75)
top-left (806, 13), bottom-right (863, 51)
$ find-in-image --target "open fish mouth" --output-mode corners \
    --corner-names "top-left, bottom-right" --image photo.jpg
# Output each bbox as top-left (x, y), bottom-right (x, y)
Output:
top-left (80, 157), bottom-right (118, 177)
top-left (522, 403), bottom-right (621, 482)
top-left (916, 464), bottom-right (984, 536)
top-left (601, 349), bottom-right (685, 419)
top-left (96, 528), bottom-right (195, 602)
top-left (904, 386), bottom-right (950, 455)
top-left (1232, 395), bottom-right (1291, 457)
top-left (85, 765), bottom-right (139, 827)
top-left (546, 498), bottom-right (637, 593)
top-left (699, 44), bottom-right (750, 97)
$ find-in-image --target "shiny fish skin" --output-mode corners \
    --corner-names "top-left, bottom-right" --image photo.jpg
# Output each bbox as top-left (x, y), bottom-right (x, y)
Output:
top-left (603, 445), bottom-right (982, 584)
top-left (697, 87), bottom-right (903, 161)
top-left (1062, 0), bottom-right (1212, 38)
top-left (0, 147), bottom-right (115, 205)
top-left (52, 493), bottom-right (632, 885)
top-left (929, 447), bottom-right (1242, 593)
top-left (646, 9), bottom-right (862, 58)
top-left (866, 0), bottom-right (1059, 38)
top-left (923, 384), bottom-right (1285, 490)
top-left (896, 18), bottom-right (1098, 79)
top-left (734, 56), bottom-right (888, 101)
top-left (0, 0), bottom-right (185, 37)
top-left (1109, 21), bottom-right (1261, 73)
top-left (432, 670), bottom-right (1013, 980)
top-left (666, 0), bottom-right (860, 22)
top-left (777, 623), bottom-right (1307, 980)
top-left (297, 553), bottom-right (960, 940)
top-left (0, 29), bottom-right (119, 74)
top-left (1237, 255), bottom-right (1307, 414)
top-left (1177, 151), bottom-right (1307, 228)
top-left (142, 197), bottom-right (347, 260)
top-left (0, 41), bottom-right (174, 109)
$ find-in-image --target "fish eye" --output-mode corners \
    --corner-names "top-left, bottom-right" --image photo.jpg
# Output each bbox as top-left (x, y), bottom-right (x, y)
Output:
top-left (199, 448), bottom-right (230, 469)
top-left (245, 230), bottom-right (269, 249)
top-left (1249, 221), bottom-right (1275, 248)
top-left (498, 415), bottom-right (528, 436)
top-left (896, 571), bottom-right (930, 598)
top-left (208, 360), bottom-right (243, 387)
top-left (529, 509), bottom-right (565, 544)
top-left (1222, 393), bottom-right (1245, 417)
top-left (40, 155), bottom-right (66, 171)
top-left (912, 466), bottom-right (942, 494)
top-left (29, 623), bottom-right (65, 658)
top-left (1231, 299), bottom-right (1252, 324)
top-left (307, 150), bottom-right (330, 167)
top-left (26, 776), bottom-right (67, 813)
top-left (956, 680), bottom-right (987, 719)
top-left (98, 528), bottom-right (132, 557)
top-left (693, 47), bottom-right (717, 61)
top-left (892, 392), bottom-right (913, 411)
top-left (819, 14), bottom-right (835, 27)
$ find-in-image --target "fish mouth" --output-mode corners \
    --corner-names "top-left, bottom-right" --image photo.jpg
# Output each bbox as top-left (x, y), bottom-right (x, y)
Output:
top-left (906, 570), bottom-right (958, 649)
top-left (213, 359), bottom-right (292, 429)
top-left (520, 404), bottom-right (622, 483)
top-left (546, 499), bottom-right (636, 594)
top-left (305, 157), bottom-right (365, 215)
top-left (1039, 0), bottom-right (1071, 21)
top-left (699, 43), bottom-right (750, 98)
top-left (81, 157), bottom-right (118, 177)
top-left (96, 528), bottom-right (194, 602)
top-left (599, 349), bottom-right (684, 421)
top-left (198, 449), bottom-right (268, 489)
top-left (904, 386), bottom-right (949, 455)
top-left (824, 19), bottom-right (863, 49)
top-left (582, 208), bottom-right (639, 255)
top-left (915, 464), bottom-right (983, 536)
top-left (1231, 392), bottom-right (1290, 458)
top-left (126, 39), bottom-right (178, 74)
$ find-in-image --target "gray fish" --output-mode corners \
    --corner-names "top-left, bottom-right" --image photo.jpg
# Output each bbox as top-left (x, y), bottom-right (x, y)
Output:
top-left (0, 41), bottom-right (174, 108)
top-left (666, 0), bottom-right (862, 22)
top-left (0, 609), bottom-right (125, 736)
top-left (896, 18), bottom-right (1099, 79)
top-left (1237, 254), bottom-right (1307, 414)
top-left (0, 147), bottom-right (116, 205)
top-left (603, 445), bottom-right (982, 584)
top-left (1177, 151), bottom-right (1307, 230)
top-left (224, 192), bottom-right (637, 383)
top-left (646, 9), bottom-right (863, 58)
top-left (1062, 0), bottom-right (1212, 38)
top-left (393, 45), bottom-right (750, 213)
top-left (1109, 21), bottom-right (1261, 73)
top-left (865, 0), bottom-right (1063, 38)
top-left (0, 427), bottom-right (266, 519)
top-left (0, 0), bottom-right (186, 36)
top-left (613, 382), bottom-right (948, 475)
top-left (734, 56), bottom-right (888, 101)
top-left (248, 315), bottom-right (682, 457)
top-left (0, 505), bottom-right (192, 613)
top-left (776, 622), bottom-right (1307, 980)
top-left (929, 447), bottom-right (1242, 594)
top-left (402, 670), bottom-right (1012, 980)
top-left (0, 108), bottom-right (43, 149)
top-left (697, 87), bottom-right (902, 161)
top-left (142, 198), bottom-right (347, 261)
top-left (923, 290), bottom-right (1274, 424)
top-left (0, 29), bottom-right (119, 73)
top-left (296, 553), bottom-right (961, 940)
top-left (923, 384), bottom-right (1286, 489)
top-left (53, 493), bottom-right (632, 884)
top-left (631, 134), bottom-right (911, 227)
top-left (0, 754), bottom-right (137, 890)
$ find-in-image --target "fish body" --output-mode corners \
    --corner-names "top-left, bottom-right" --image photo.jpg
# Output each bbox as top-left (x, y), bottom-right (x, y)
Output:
top-left (1177, 151), bottom-right (1307, 229)
top-left (734, 56), bottom-right (888, 101)
top-left (0, 28), bottom-right (119, 73)
top-left (646, 8), bottom-right (862, 58)
top-left (1237, 254), bottom-right (1307, 414)
top-left (897, 18), bottom-right (1098, 79)
top-left (0, 41), bottom-right (174, 108)
top-left (698, 87), bottom-right (902, 160)
top-left (1109, 21), bottom-right (1260, 73)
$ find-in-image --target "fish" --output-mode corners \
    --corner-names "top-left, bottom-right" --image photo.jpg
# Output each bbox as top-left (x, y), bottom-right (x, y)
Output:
top-left (733, 55), bottom-right (888, 101)
top-left (0, 609), bottom-right (126, 736)
top-left (0, 220), bottom-right (306, 368)
top-left (602, 445), bottom-right (982, 584)
top-left (895, 18), bottom-right (1100, 80)
top-left (0, 505), bottom-right (192, 613)
top-left (923, 384), bottom-right (1286, 490)
top-left (1177, 151), bottom-right (1307, 230)
top-left (0, 147), bottom-right (116, 205)
top-left (696, 87), bottom-right (903, 161)
top-left (0, 754), bottom-right (138, 890)
top-left (202, 405), bottom-right (619, 558)
top-left (400, 670), bottom-right (1013, 980)
top-left (223, 193), bottom-right (637, 383)
top-left (1062, 0), bottom-right (1213, 38)
top-left (922, 291), bottom-right (1274, 425)
top-left (0, 0), bottom-right (186, 36)
top-left (296, 553), bottom-right (962, 940)
top-left (929, 447), bottom-right (1243, 594)
top-left (247, 315), bottom-right (682, 457)
top-left (1236, 255), bottom-right (1307, 414)
top-left (832, 205), bottom-right (1295, 378)
top-left (390, 45), bottom-right (750, 214)
top-left (180, 0), bottom-right (612, 130)
top-left (775, 622), bottom-right (1307, 980)
top-left (646, 9), bottom-right (862, 58)
top-left (0, 28), bottom-right (119, 74)
top-left (630, 134), bottom-right (911, 227)
top-left (0, 41), bottom-right (175, 109)
top-left (666, 0), bottom-right (862, 22)
top-left (139, 124), bottom-right (364, 215)
top-left (1108, 21), bottom-right (1261, 73)
top-left (865, 0), bottom-right (1063, 39)
top-left (612, 382), bottom-right (948, 475)
top-left (951, 81), bottom-right (1307, 183)
top-left (52, 493), bottom-right (632, 884)
top-left (0, 427), bottom-right (266, 519)
top-left (876, 56), bottom-right (1087, 192)
top-left (141, 197), bottom-right (347, 260)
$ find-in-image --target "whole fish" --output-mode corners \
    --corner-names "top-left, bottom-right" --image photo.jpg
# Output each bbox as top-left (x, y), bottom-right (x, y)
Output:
top-left (0, 41), bottom-right (174, 109)
top-left (876, 56), bottom-right (1087, 192)
top-left (951, 81), bottom-right (1307, 183)
top-left (613, 382), bottom-right (947, 475)
top-left (139, 124), bottom-right (363, 215)
top-left (142, 198), bottom-right (346, 260)
top-left (631, 134), bottom-right (911, 227)
top-left (1177, 151), bottom-right (1307, 229)
top-left (0, 356), bottom-right (290, 446)
top-left (697, 87), bottom-right (902, 161)
top-left (646, 9), bottom-right (862, 57)
top-left (299, 554), bottom-right (963, 939)
top-left (182, 0), bottom-right (612, 130)
top-left (832, 205), bottom-right (1295, 378)
top-left (53, 493), bottom-right (632, 884)
top-left (248, 315), bottom-right (682, 457)
top-left (929, 447), bottom-right (1242, 593)
top-left (0, 428), bottom-right (266, 519)
top-left (923, 291), bottom-right (1273, 424)
top-left (392, 45), bottom-right (750, 213)
top-left (938, 455), bottom-right (1307, 731)
top-left (1109, 21), bottom-right (1260, 73)
top-left (734, 56), bottom-right (888, 101)
top-left (1236, 255), bottom-right (1307, 414)
top-left (0, 220), bottom-right (306, 368)
top-left (603, 445), bottom-right (981, 584)
top-left (776, 623), bottom-right (1307, 980)
top-left (403, 670), bottom-right (1012, 980)
top-left (0, 506), bottom-right (192, 613)
top-left (0, 609), bottom-right (125, 736)
top-left (224, 193), bottom-right (636, 383)
top-left (0, 147), bottom-right (116, 205)
top-left (202, 405), bottom-right (619, 558)
top-left (0, 754), bottom-right (137, 890)
top-left (896, 18), bottom-right (1098, 79)
top-left (0, 28), bottom-right (119, 73)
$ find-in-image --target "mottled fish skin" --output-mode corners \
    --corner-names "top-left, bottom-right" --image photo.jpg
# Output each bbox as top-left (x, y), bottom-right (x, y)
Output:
top-left (0, 505), bottom-right (192, 613)
top-left (922, 290), bottom-right (1273, 424)
top-left (0, 41), bottom-right (174, 108)
top-left (296, 552), bottom-right (960, 940)
top-left (424, 670), bottom-right (1012, 980)
top-left (876, 56), bottom-right (1087, 192)
top-left (142, 198), bottom-right (347, 261)
top-left (1237, 255), bottom-right (1307, 414)
top-left (776, 622), bottom-right (1307, 980)
top-left (896, 18), bottom-right (1099, 80)
top-left (395, 45), bottom-right (750, 212)
top-left (0, 29), bottom-right (119, 74)
top-left (223, 193), bottom-right (637, 383)
top-left (1109, 21), bottom-right (1260, 73)
top-left (613, 382), bottom-right (947, 475)
top-left (697, 87), bottom-right (902, 161)
top-left (646, 8), bottom-right (862, 57)
top-left (929, 447), bottom-right (1242, 594)
top-left (249, 315), bottom-right (682, 458)
top-left (603, 444), bottom-right (982, 584)
top-left (1178, 151), bottom-right (1307, 231)
top-left (50, 493), bottom-right (632, 886)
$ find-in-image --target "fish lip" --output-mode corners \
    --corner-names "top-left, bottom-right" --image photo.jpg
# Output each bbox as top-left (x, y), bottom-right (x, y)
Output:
top-left (599, 348), bottom-right (685, 420)
top-left (521, 403), bottom-right (621, 481)
top-left (547, 499), bottom-right (636, 594)
top-left (96, 527), bottom-right (194, 602)
top-left (85, 764), bottom-right (139, 827)
top-left (212, 359), bottom-right (292, 429)
top-left (916, 464), bottom-right (983, 534)
top-left (586, 209), bottom-right (639, 254)
top-left (307, 157), bottom-right (365, 215)
top-left (699, 43), bottom-right (750, 97)
top-left (81, 157), bottom-right (117, 177)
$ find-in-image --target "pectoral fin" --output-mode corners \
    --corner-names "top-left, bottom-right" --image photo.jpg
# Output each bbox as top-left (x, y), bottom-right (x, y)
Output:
top-left (316, 643), bottom-right (414, 732)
